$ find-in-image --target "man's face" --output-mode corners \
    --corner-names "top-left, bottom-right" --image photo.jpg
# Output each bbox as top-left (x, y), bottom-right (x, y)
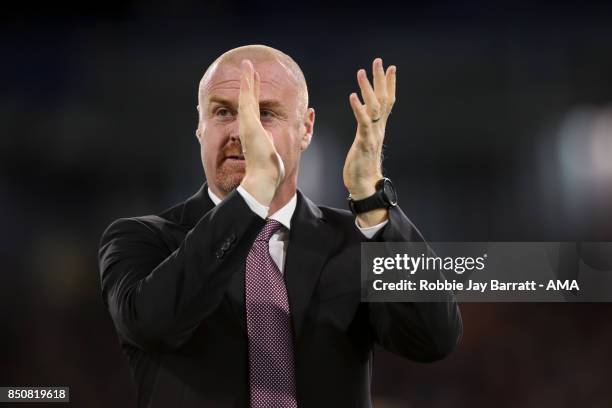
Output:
top-left (197, 59), bottom-right (311, 196)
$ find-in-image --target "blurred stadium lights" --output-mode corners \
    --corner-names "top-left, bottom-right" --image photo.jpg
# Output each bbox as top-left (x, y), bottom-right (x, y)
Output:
top-left (558, 106), bottom-right (612, 181)
top-left (552, 105), bottom-right (612, 235)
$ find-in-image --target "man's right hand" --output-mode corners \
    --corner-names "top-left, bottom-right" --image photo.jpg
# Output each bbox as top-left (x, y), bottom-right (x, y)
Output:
top-left (238, 59), bottom-right (285, 207)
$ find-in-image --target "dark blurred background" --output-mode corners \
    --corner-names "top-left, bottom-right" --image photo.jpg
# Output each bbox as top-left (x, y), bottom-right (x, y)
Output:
top-left (2, 1), bottom-right (612, 406)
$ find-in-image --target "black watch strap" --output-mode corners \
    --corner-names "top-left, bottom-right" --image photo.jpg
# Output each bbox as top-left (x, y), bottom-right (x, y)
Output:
top-left (348, 178), bottom-right (397, 215)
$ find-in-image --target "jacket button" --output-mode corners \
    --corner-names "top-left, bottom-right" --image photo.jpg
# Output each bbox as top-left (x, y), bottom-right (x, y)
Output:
top-left (215, 249), bottom-right (224, 259)
top-left (221, 241), bottom-right (231, 251)
top-left (228, 233), bottom-right (237, 243)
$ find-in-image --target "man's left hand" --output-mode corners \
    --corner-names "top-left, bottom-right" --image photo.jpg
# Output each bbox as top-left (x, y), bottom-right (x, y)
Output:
top-left (343, 58), bottom-right (396, 227)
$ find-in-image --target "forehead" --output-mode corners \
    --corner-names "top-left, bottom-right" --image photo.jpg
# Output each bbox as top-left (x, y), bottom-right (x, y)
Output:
top-left (201, 60), bottom-right (299, 107)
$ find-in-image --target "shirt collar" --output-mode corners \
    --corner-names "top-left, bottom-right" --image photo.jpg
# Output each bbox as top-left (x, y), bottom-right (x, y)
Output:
top-left (207, 187), bottom-right (297, 230)
top-left (207, 188), bottom-right (223, 206)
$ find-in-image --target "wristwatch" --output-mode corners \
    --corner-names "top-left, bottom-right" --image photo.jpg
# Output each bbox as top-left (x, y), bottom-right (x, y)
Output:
top-left (348, 177), bottom-right (398, 215)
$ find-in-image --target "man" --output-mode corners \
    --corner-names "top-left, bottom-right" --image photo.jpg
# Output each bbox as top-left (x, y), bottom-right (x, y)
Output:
top-left (99, 44), bottom-right (462, 408)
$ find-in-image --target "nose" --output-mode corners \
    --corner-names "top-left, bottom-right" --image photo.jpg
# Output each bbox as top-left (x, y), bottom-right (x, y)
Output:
top-left (228, 120), bottom-right (241, 144)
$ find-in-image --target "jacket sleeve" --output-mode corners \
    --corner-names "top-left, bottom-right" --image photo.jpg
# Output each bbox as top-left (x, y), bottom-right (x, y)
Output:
top-left (98, 190), bottom-right (265, 352)
top-left (367, 205), bottom-right (463, 362)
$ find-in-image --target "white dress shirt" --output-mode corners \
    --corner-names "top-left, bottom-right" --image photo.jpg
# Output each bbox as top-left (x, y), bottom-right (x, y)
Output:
top-left (208, 186), bottom-right (388, 274)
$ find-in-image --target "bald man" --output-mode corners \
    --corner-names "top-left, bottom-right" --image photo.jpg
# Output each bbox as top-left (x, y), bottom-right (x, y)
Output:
top-left (99, 45), bottom-right (462, 408)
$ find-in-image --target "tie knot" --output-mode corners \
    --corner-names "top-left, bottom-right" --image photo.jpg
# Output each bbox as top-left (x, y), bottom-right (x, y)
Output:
top-left (256, 218), bottom-right (283, 241)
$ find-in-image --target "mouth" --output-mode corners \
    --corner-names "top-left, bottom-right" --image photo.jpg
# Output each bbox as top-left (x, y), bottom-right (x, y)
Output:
top-left (225, 154), bottom-right (245, 161)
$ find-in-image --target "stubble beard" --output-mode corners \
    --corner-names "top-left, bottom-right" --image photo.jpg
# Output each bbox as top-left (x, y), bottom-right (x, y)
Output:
top-left (215, 161), bottom-right (246, 194)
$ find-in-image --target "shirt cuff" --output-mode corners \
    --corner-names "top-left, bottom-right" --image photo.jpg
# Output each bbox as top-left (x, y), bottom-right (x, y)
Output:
top-left (236, 185), bottom-right (269, 219)
top-left (356, 218), bottom-right (389, 239)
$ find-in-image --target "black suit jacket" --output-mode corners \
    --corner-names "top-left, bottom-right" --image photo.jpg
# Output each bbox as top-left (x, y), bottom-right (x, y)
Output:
top-left (99, 184), bottom-right (462, 407)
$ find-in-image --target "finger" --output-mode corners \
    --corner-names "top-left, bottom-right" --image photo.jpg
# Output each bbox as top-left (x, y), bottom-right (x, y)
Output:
top-left (349, 92), bottom-right (370, 132)
top-left (239, 60), bottom-right (256, 147)
top-left (385, 65), bottom-right (396, 114)
top-left (239, 59), bottom-right (253, 110)
top-left (241, 60), bottom-right (262, 128)
top-left (244, 59), bottom-right (255, 86)
top-left (254, 70), bottom-right (261, 120)
top-left (372, 58), bottom-right (387, 106)
top-left (356, 69), bottom-right (380, 119)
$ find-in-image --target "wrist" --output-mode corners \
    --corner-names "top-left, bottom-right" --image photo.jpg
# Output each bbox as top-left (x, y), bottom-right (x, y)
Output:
top-left (347, 176), bottom-right (383, 200)
top-left (348, 177), bottom-right (398, 216)
top-left (240, 172), bottom-right (278, 207)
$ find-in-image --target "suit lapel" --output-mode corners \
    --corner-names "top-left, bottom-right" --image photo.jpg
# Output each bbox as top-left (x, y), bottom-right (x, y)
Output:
top-left (178, 183), bottom-right (248, 336)
top-left (178, 182), bottom-right (215, 228)
top-left (222, 190), bottom-right (340, 339)
top-left (177, 184), bottom-right (339, 341)
top-left (284, 191), bottom-right (339, 341)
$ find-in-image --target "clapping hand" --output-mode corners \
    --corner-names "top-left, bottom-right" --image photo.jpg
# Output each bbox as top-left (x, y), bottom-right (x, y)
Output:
top-left (343, 58), bottom-right (396, 226)
top-left (238, 59), bottom-right (285, 206)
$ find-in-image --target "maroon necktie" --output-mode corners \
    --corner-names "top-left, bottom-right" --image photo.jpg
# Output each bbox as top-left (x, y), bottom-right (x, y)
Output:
top-left (245, 218), bottom-right (297, 407)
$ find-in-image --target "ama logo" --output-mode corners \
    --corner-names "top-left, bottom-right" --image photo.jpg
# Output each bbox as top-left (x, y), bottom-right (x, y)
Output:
top-left (546, 280), bottom-right (580, 291)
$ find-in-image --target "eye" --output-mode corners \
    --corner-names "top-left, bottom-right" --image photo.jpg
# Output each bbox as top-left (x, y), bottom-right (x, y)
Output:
top-left (215, 107), bottom-right (234, 119)
top-left (260, 110), bottom-right (276, 120)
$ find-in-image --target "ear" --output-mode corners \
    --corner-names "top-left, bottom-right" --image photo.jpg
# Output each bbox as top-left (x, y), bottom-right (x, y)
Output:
top-left (195, 105), bottom-right (202, 142)
top-left (300, 108), bottom-right (315, 151)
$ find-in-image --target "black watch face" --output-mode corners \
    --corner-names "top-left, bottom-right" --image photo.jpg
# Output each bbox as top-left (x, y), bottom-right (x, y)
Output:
top-left (382, 179), bottom-right (398, 206)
